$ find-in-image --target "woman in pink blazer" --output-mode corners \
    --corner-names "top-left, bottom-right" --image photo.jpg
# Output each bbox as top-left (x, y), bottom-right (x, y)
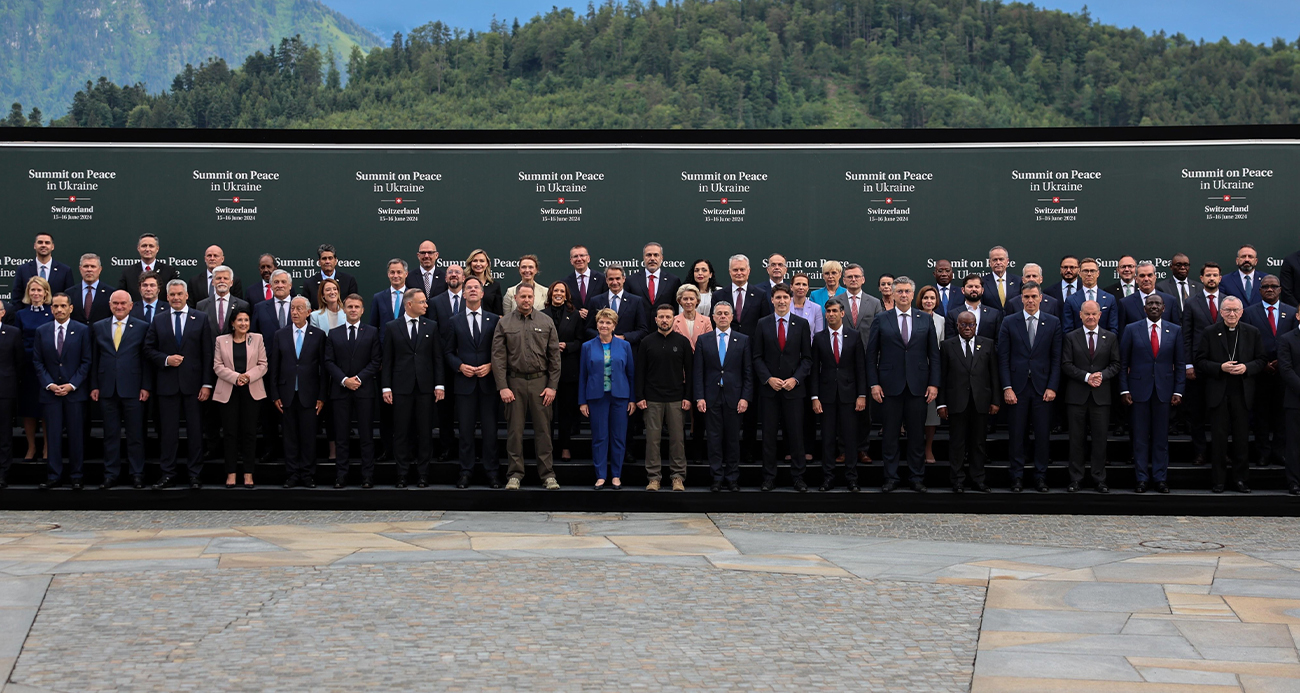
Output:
top-left (212, 308), bottom-right (268, 488)
top-left (672, 284), bottom-right (714, 349)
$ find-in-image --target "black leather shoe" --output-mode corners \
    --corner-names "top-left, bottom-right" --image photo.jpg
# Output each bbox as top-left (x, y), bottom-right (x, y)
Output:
top-left (760, 481), bottom-right (775, 492)
top-left (1010, 482), bottom-right (1022, 493)
top-left (361, 478), bottom-right (374, 489)
top-left (847, 483), bottom-right (861, 493)
top-left (911, 481), bottom-right (928, 493)
top-left (455, 473), bottom-right (471, 489)
top-left (282, 479), bottom-right (296, 489)
top-left (1036, 481), bottom-right (1049, 493)
top-left (0, 476), bottom-right (7, 489)
top-left (190, 481), bottom-right (202, 490)
top-left (132, 475), bottom-right (145, 489)
top-left (1097, 484), bottom-right (1110, 494)
top-left (151, 476), bottom-right (176, 490)
top-left (101, 477), bottom-right (118, 490)
top-left (1135, 482), bottom-right (1148, 494)
top-left (417, 477), bottom-right (428, 488)
top-left (952, 486), bottom-right (965, 494)
top-left (304, 478), bottom-right (317, 489)
top-left (1067, 483), bottom-right (1079, 493)
top-left (710, 483), bottom-right (722, 493)
top-left (334, 480), bottom-right (346, 489)
top-left (1290, 485), bottom-right (1300, 496)
top-left (395, 480), bottom-right (408, 489)
top-left (489, 476), bottom-right (503, 490)
top-left (819, 481), bottom-right (834, 492)
top-left (728, 482), bottom-right (741, 492)
top-left (1211, 484), bottom-right (1224, 494)
top-left (793, 479), bottom-right (808, 493)
top-left (1156, 482), bottom-right (1170, 494)
top-left (37, 481), bottom-right (60, 491)
top-left (71, 481), bottom-right (84, 491)
top-left (881, 480), bottom-right (896, 493)
top-left (973, 483), bottom-right (992, 493)
top-left (1235, 481), bottom-right (1251, 493)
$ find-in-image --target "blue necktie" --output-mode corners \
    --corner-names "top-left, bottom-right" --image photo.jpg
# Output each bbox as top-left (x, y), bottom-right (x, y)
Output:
top-left (717, 332), bottom-right (727, 385)
top-left (145, 304), bottom-right (153, 323)
top-left (611, 294), bottom-right (620, 313)
top-left (452, 294), bottom-right (460, 315)
top-left (39, 265), bottom-right (46, 279)
top-left (294, 328), bottom-right (303, 391)
top-left (393, 290), bottom-right (401, 319)
top-left (174, 313), bottom-right (183, 349)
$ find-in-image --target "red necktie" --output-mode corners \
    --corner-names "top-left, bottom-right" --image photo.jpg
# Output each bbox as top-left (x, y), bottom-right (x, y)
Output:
top-left (144, 264), bottom-right (151, 273)
top-left (1150, 323), bottom-right (1159, 358)
top-left (832, 331), bottom-right (840, 363)
top-left (851, 296), bottom-right (859, 326)
top-left (1088, 331), bottom-right (1095, 359)
top-left (1208, 294), bottom-right (1218, 322)
top-left (648, 274), bottom-right (656, 304)
top-left (579, 275), bottom-right (587, 305)
top-left (265, 284), bottom-right (272, 301)
top-left (1269, 305), bottom-right (1277, 335)
top-left (777, 317), bottom-right (786, 350)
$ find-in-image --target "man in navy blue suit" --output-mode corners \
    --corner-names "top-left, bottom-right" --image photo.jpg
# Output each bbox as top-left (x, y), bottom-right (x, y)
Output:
top-left (1119, 261), bottom-right (1181, 326)
top-left (998, 281), bottom-right (1062, 492)
top-left (33, 293), bottom-right (92, 490)
top-left (245, 254), bottom-right (278, 307)
top-left (810, 298), bottom-right (867, 492)
top-left (1241, 275), bottom-right (1296, 467)
top-left (1005, 264), bottom-right (1062, 321)
top-left (405, 240), bottom-right (447, 300)
top-left (371, 259), bottom-right (409, 330)
top-left (625, 242), bottom-right (683, 312)
top-left (443, 276), bottom-right (501, 489)
top-left (1276, 327), bottom-right (1300, 494)
top-left (1045, 255), bottom-right (1082, 306)
top-left (585, 266), bottom-right (649, 344)
top-left (1062, 258), bottom-right (1119, 334)
top-left (711, 254), bottom-right (772, 338)
top-left (251, 269), bottom-right (295, 462)
top-left (11, 232), bottom-right (73, 311)
top-left (866, 277), bottom-right (941, 493)
top-left (91, 290), bottom-right (153, 489)
top-left (70, 253), bottom-right (113, 326)
top-left (945, 274), bottom-right (1003, 342)
top-left (269, 297), bottom-right (327, 488)
top-left (1220, 244), bottom-right (1265, 307)
top-left (1120, 294), bottom-right (1185, 493)
top-left (144, 279), bottom-right (214, 490)
top-left (693, 302), bottom-right (752, 492)
top-left (1181, 262), bottom-right (1226, 464)
top-left (0, 304), bottom-right (22, 487)
top-left (752, 283), bottom-right (813, 492)
top-left (324, 294), bottom-right (382, 488)
top-left (427, 263), bottom-right (466, 461)
top-left (981, 245), bottom-right (1021, 312)
top-left (129, 273), bottom-right (168, 323)
top-left (563, 245), bottom-right (605, 322)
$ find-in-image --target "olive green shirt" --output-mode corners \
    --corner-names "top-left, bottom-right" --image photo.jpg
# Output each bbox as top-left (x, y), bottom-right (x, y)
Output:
top-left (492, 308), bottom-right (561, 390)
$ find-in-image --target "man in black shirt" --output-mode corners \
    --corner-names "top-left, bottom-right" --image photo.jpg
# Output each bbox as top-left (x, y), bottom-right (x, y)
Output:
top-left (636, 304), bottom-right (694, 491)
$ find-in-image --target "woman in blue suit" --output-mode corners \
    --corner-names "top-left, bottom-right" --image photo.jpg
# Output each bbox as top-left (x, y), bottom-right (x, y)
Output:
top-left (579, 308), bottom-right (636, 489)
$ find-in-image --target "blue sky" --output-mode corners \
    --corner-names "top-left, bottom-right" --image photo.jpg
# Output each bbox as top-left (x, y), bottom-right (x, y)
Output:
top-left (324, 0), bottom-right (1300, 46)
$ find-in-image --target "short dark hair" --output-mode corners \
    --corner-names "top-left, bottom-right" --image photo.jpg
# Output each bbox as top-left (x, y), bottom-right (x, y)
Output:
top-left (1201, 261), bottom-right (1221, 275)
top-left (137, 233), bottom-right (158, 243)
top-left (1022, 280), bottom-right (1042, 294)
top-left (229, 308), bottom-right (253, 325)
top-left (317, 244), bottom-right (336, 258)
top-left (463, 276), bottom-right (484, 289)
top-left (655, 303), bottom-right (675, 316)
top-left (1060, 254), bottom-right (1079, 264)
top-left (770, 282), bottom-right (792, 297)
top-left (962, 274), bottom-right (982, 287)
top-left (34, 232), bottom-right (52, 241)
top-left (825, 297), bottom-right (845, 313)
top-left (879, 273), bottom-right (895, 282)
top-left (344, 293), bottom-right (365, 305)
top-left (604, 265), bottom-right (625, 278)
top-left (258, 253), bottom-right (277, 266)
top-left (138, 271), bottom-right (159, 288)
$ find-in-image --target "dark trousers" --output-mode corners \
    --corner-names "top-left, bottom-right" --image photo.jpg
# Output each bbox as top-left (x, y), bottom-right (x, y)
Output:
top-left (1184, 377), bottom-right (1207, 457)
top-left (1067, 401), bottom-right (1109, 485)
top-left (1283, 408), bottom-right (1300, 487)
top-left (819, 401), bottom-right (858, 483)
top-left (760, 395), bottom-right (805, 482)
top-left (220, 388), bottom-right (259, 475)
top-left (101, 395), bottom-right (145, 479)
top-left (705, 394), bottom-right (741, 484)
top-left (258, 398), bottom-right (283, 459)
top-left (1253, 374), bottom-right (1286, 465)
top-left (282, 397), bottom-right (318, 481)
top-left (43, 398), bottom-right (85, 482)
top-left (455, 390), bottom-right (499, 474)
top-left (1209, 389), bottom-right (1251, 487)
top-left (881, 393), bottom-right (926, 483)
top-left (856, 406), bottom-right (872, 456)
top-left (333, 395), bottom-right (375, 480)
top-left (438, 368), bottom-right (457, 456)
top-left (553, 381), bottom-right (579, 451)
top-left (947, 404), bottom-right (988, 487)
top-left (159, 393), bottom-right (203, 479)
top-left (1007, 392), bottom-right (1051, 483)
top-left (393, 392), bottom-right (434, 479)
top-left (1131, 397), bottom-right (1170, 484)
top-left (0, 397), bottom-right (11, 477)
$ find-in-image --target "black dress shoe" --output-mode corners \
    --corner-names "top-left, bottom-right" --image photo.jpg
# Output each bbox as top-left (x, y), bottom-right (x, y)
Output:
top-left (728, 482), bottom-right (741, 492)
top-left (226, 482), bottom-right (236, 489)
top-left (302, 478), bottom-right (316, 489)
top-left (132, 475), bottom-right (145, 489)
top-left (489, 477), bottom-right (503, 490)
top-left (101, 477), bottom-right (118, 490)
top-left (417, 477), bottom-right (428, 488)
top-left (952, 486), bottom-right (965, 494)
top-left (1156, 482), bottom-right (1170, 494)
top-left (1097, 484), bottom-right (1110, 494)
top-left (282, 479), bottom-right (296, 489)
top-left (190, 482), bottom-right (202, 490)
top-left (37, 481), bottom-right (60, 491)
top-left (396, 480), bottom-right (408, 489)
top-left (1235, 481), bottom-right (1251, 493)
top-left (152, 476), bottom-right (176, 490)
top-left (1290, 485), bottom-right (1300, 496)
top-left (973, 483), bottom-right (992, 493)
top-left (1036, 482), bottom-right (1049, 493)
top-left (1067, 483), bottom-right (1079, 493)
top-left (911, 481), bottom-right (927, 493)
top-left (1135, 482), bottom-right (1147, 493)
top-left (710, 483), bottom-right (722, 493)
top-left (793, 479), bottom-right (808, 493)
top-left (71, 481), bottom-right (84, 491)
top-left (1010, 482), bottom-right (1022, 493)
top-left (819, 481), bottom-right (834, 492)
top-left (881, 480), bottom-right (896, 493)
top-left (1211, 484), bottom-right (1224, 494)
top-left (334, 480), bottom-right (345, 489)
top-left (455, 473), bottom-right (471, 490)
top-left (760, 481), bottom-right (775, 492)
top-left (847, 483), bottom-right (861, 493)
top-left (361, 478), bottom-right (374, 489)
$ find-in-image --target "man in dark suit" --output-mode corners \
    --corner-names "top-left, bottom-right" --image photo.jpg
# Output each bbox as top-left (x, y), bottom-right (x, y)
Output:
top-left (585, 266), bottom-right (649, 344)
top-left (1156, 253), bottom-right (1201, 315)
top-left (564, 244), bottom-right (606, 322)
top-left (195, 266), bottom-right (249, 337)
top-left (144, 279), bottom-right (214, 490)
top-left (945, 274), bottom-right (1003, 341)
top-left (70, 253), bottom-right (112, 325)
top-left (11, 232), bottom-right (73, 310)
top-left (302, 244), bottom-right (360, 310)
top-left (1181, 262), bottom-right (1226, 464)
top-left (997, 281), bottom-right (1062, 492)
top-left (245, 253), bottom-right (278, 307)
top-left (810, 298), bottom-right (866, 492)
top-left (1119, 262), bottom-right (1181, 327)
top-left (938, 311), bottom-right (999, 493)
top-left (371, 259), bottom-right (409, 330)
top-left (187, 245), bottom-right (245, 308)
top-left (1062, 258), bottom-right (1119, 333)
top-left (693, 301), bottom-right (752, 492)
top-left (1005, 263), bottom-right (1062, 321)
top-left (381, 289), bottom-right (446, 488)
top-left (1106, 255), bottom-right (1138, 303)
top-left (1044, 255), bottom-right (1081, 305)
top-left (443, 276), bottom-right (501, 489)
top-left (1275, 327), bottom-right (1300, 494)
top-left (752, 284), bottom-right (813, 491)
top-left (90, 291), bottom-right (152, 489)
top-left (32, 293), bottom-right (92, 490)
top-left (130, 272), bottom-right (168, 323)
top-left (1242, 275), bottom-right (1297, 467)
top-left (324, 294), bottom-right (382, 488)
top-left (405, 240), bottom-right (447, 300)
top-left (711, 254), bottom-right (771, 337)
top-left (980, 245), bottom-right (1021, 311)
top-left (268, 297), bottom-right (327, 488)
top-left (1196, 296), bottom-right (1267, 493)
top-left (428, 264), bottom-right (466, 461)
top-left (626, 242), bottom-right (683, 312)
top-left (866, 277), bottom-right (941, 493)
top-left (0, 304), bottom-right (21, 487)
top-left (932, 260), bottom-right (957, 317)
top-left (118, 233), bottom-right (180, 301)
top-left (1280, 247), bottom-right (1300, 306)
top-left (1220, 244), bottom-right (1265, 307)
top-left (1060, 300), bottom-right (1120, 493)
top-left (251, 270), bottom-right (295, 462)
top-left (1120, 294), bottom-right (1185, 494)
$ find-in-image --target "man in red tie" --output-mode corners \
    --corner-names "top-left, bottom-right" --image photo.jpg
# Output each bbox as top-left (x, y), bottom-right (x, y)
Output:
top-left (811, 298), bottom-right (868, 492)
top-left (71, 253), bottom-right (111, 325)
top-left (1120, 294), bottom-right (1186, 493)
top-left (247, 253), bottom-right (278, 307)
top-left (753, 283), bottom-right (813, 491)
top-left (627, 242), bottom-right (682, 312)
top-left (1182, 262), bottom-right (1225, 465)
top-left (117, 233), bottom-right (179, 301)
top-left (1242, 275), bottom-right (1298, 467)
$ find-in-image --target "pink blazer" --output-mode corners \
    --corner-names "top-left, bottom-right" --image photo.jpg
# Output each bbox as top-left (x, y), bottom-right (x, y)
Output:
top-left (672, 313), bottom-right (714, 349)
top-left (212, 333), bottom-right (268, 403)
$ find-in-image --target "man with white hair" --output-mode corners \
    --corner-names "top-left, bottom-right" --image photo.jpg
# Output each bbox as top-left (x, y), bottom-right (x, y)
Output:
top-left (188, 245), bottom-right (244, 308)
top-left (196, 266), bottom-right (249, 337)
top-left (1194, 294), bottom-right (1266, 493)
top-left (1005, 263), bottom-right (1062, 321)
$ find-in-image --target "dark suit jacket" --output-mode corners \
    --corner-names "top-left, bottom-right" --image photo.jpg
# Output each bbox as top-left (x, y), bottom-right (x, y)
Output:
top-left (562, 271), bottom-right (607, 309)
top-left (187, 271), bottom-right (245, 309)
top-left (1119, 319), bottom-right (1185, 403)
top-left (865, 308), bottom-right (941, 397)
top-left (381, 315), bottom-right (444, 395)
top-left (369, 287), bottom-right (406, 330)
top-left (937, 335), bottom-right (999, 414)
top-left (302, 272), bottom-right (360, 310)
top-left (1060, 328), bottom-right (1121, 405)
top-left (13, 259), bottom-right (74, 299)
top-left (129, 301), bottom-right (169, 324)
top-left (584, 292), bottom-right (649, 344)
top-left (90, 316), bottom-right (153, 398)
top-left (945, 303), bottom-right (1003, 342)
top-left (1119, 290), bottom-right (1181, 327)
top-left (429, 291), bottom-right (467, 335)
top-left (1220, 271), bottom-right (1266, 307)
top-left (692, 330), bottom-right (753, 406)
top-left (1105, 282), bottom-right (1137, 304)
top-left (252, 297), bottom-right (294, 346)
top-left (1156, 277), bottom-right (1203, 313)
top-left (0, 325), bottom-right (22, 399)
top-left (443, 310), bottom-right (500, 395)
top-left (33, 319), bottom-right (92, 403)
top-left (809, 327), bottom-right (866, 406)
top-left (1242, 301), bottom-right (1298, 360)
top-left (711, 284), bottom-right (772, 337)
top-left (1062, 289), bottom-right (1120, 334)
top-left (246, 280), bottom-right (272, 307)
top-left (1005, 293), bottom-right (1062, 322)
top-left (323, 323), bottom-right (382, 400)
top-left (1044, 279), bottom-right (1081, 305)
top-left (196, 294), bottom-right (250, 336)
top-left (1279, 251), bottom-right (1300, 306)
top-left (752, 313), bottom-right (813, 399)
top-left (1195, 322), bottom-right (1267, 408)
top-left (1276, 329), bottom-right (1300, 408)
top-left (267, 323), bottom-right (327, 407)
top-left (405, 267), bottom-right (448, 299)
top-left (980, 272), bottom-right (1021, 311)
top-left (69, 282), bottom-right (113, 325)
top-left (1182, 292), bottom-right (1222, 360)
top-left (143, 308), bottom-right (214, 396)
top-left (626, 270), bottom-right (682, 311)
top-left (997, 311), bottom-right (1063, 397)
top-left (118, 261), bottom-right (180, 301)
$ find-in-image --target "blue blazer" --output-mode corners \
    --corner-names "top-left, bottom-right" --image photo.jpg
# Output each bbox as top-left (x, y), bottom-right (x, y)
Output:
top-left (584, 292), bottom-right (649, 344)
top-left (1119, 320), bottom-right (1186, 403)
top-left (129, 301), bottom-right (169, 324)
top-left (370, 287), bottom-right (405, 330)
top-left (1005, 293), bottom-right (1062, 323)
top-left (1242, 301), bottom-right (1298, 360)
top-left (1221, 271), bottom-right (1266, 307)
top-left (945, 303), bottom-right (1003, 342)
top-left (865, 308), bottom-right (941, 397)
top-left (443, 309), bottom-right (499, 396)
top-left (252, 297), bottom-right (293, 346)
top-left (578, 337), bottom-right (635, 403)
top-left (0, 325), bottom-right (23, 398)
top-left (693, 330), bottom-right (754, 405)
top-left (996, 311), bottom-right (1063, 397)
top-left (90, 316), bottom-right (153, 398)
top-left (429, 291), bottom-right (466, 335)
top-left (14, 260), bottom-right (74, 299)
top-left (268, 324), bottom-right (327, 407)
top-left (323, 323), bottom-right (382, 400)
top-left (1062, 289), bottom-right (1119, 334)
top-left (1119, 290), bottom-right (1181, 327)
top-left (144, 309), bottom-right (215, 396)
top-left (32, 319), bottom-right (92, 403)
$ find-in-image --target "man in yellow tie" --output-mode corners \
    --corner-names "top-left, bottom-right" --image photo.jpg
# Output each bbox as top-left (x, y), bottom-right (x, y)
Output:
top-left (982, 245), bottom-right (1022, 312)
top-left (90, 290), bottom-right (153, 489)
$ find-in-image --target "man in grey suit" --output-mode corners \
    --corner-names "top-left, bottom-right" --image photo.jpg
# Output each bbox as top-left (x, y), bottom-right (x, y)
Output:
top-left (195, 266), bottom-right (249, 337)
top-left (841, 263), bottom-right (884, 464)
top-left (1060, 300), bottom-right (1121, 492)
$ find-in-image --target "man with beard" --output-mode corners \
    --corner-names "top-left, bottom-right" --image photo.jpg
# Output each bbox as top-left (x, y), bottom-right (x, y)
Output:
top-left (1221, 244), bottom-right (1265, 307)
top-left (429, 264), bottom-right (467, 460)
top-left (945, 274), bottom-right (1003, 341)
top-left (1182, 262), bottom-right (1226, 465)
top-left (246, 253), bottom-right (278, 307)
top-left (1045, 255), bottom-right (1081, 306)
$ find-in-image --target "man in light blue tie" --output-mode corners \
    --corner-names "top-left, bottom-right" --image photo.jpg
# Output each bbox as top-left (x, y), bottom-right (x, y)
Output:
top-left (371, 259), bottom-right (408, 330)
top-left (932, 260), bottom-right (954, 316)
top-left (269, 297), bottom-right (326, 488)
top-left (693, 302), bottom-right (753, 492)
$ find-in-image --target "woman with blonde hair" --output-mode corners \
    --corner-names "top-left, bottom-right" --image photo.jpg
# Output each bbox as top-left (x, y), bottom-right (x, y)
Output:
top-left (810, 260), bottom-right (846, 308)
top-left (15, 276), bottom-right (53, 462)
top-left (579, 307), bottom-right (636, 489)
top-left (672, 284), bottom-right (713, 348)
top-left (465, 248), bottom-right (503, 314)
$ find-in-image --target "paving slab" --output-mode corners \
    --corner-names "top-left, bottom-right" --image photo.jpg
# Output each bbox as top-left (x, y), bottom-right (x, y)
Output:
top-left (981, 608), bottom-right (1131, 634)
